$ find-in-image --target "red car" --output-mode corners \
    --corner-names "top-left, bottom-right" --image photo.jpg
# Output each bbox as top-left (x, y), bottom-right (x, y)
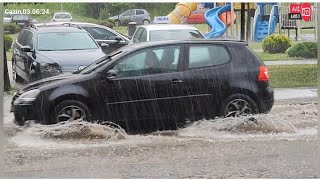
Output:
top-left (186, 8), bottom-right (208, 24)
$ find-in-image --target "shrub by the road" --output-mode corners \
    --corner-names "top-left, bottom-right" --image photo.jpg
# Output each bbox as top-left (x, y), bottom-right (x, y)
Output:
top-left (4, 35), bottom-right (13, 52)
top-left (288, 42), bottom-right (317, 59)
top-left (4, 23), bottom-right (21, 34)
top-left (262, 34), bottom-right (291, 54)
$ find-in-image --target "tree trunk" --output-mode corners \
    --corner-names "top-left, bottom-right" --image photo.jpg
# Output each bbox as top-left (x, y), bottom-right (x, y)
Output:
top-left (246, 3), bottom-right (251, 41)
top-left (3, 46), bottom-right (11, 92)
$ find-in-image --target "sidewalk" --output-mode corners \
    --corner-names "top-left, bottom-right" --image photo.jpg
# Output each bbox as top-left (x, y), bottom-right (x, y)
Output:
top-left (264, 59), bottom-right (317, 66)
top-left (274, 88), bottom-right (317, 100)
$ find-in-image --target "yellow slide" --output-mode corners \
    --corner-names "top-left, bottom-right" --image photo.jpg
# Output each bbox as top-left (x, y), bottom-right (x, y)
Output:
top-left (167, 2), bottom-right (198, 24)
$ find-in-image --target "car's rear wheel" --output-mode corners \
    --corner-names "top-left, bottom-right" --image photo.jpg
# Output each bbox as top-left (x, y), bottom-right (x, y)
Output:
top-left (220, 94), bottom-right (258, 117)
top-left (143, 19), bottom-right (150, 25)
top-left (54, 100), bottom-right (91, 124)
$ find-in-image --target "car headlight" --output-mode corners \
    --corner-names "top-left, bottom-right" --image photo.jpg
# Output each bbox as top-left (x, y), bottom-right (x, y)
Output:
top-left (41, 63), bottom-right (60, 73)
top-left (14, 89), bottom-right (40, 104)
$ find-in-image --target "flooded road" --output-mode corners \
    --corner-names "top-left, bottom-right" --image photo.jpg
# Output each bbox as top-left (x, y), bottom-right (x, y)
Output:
top-left (3, 94), bottom-right (318, 178)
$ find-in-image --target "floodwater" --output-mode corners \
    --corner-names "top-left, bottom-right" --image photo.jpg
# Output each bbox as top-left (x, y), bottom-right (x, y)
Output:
top-left (3, 94), bottom-right (318, 178)
top-left (4, 94), bottom-right (317, 149)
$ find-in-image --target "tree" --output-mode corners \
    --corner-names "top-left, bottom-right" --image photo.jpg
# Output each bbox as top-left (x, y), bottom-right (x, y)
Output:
top-left (3, 45), bottom-right (11, 92)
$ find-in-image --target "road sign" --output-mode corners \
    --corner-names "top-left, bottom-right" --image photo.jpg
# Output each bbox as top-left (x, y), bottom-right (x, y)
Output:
top-left (289, 13), bottom-right (302, 20)
top-left (301, 3), bottom-right (312, 21)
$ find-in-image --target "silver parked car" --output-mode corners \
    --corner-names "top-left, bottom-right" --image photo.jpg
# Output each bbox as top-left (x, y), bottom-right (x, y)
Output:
top-left (131, 24), bottom-right (204, 43)
top-left (109, 9), bottom-right (151, 26)
top-left (52, 12), bottom-right (73, 22)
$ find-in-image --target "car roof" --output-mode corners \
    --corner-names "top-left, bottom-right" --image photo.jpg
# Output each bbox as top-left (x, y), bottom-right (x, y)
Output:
top-left (30, 24), bottom-right (87, 33)
top-left (138, 24), bottom-right (200, 31)
top-left (120, 39), bottom-right (247, 52)
top-left (54, 12), bottom-right (71, 14)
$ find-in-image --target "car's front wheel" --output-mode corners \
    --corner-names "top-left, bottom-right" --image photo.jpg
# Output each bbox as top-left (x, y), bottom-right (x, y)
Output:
top-left (54, 100), bottom-right (91, 124)
top-left (220, 94), bottom-right (258, 117)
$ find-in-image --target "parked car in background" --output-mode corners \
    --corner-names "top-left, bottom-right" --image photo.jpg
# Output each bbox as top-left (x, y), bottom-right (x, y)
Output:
top-left (109, 9), bottom-right (151, 26)
top-left (131, 24), bottom-right (204, 43)
top-left (4, 13), bottom-right (12, 23)
top-left (186, 8), bottom-right (208, 24)
top-left (43, 22), bottom-right (130, 54)
top-left (11, 23), bottom-right (105, 84)
top-left (52, 12), bottom-right (73, 22)
top-left (11, 40), bottom-right (274, 133)
top-left (11, 14), bottom-right (32, 28)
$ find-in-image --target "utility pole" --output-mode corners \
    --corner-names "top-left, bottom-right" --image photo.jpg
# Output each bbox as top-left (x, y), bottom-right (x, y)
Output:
top-left (240, 3), bottom-right (245, 40)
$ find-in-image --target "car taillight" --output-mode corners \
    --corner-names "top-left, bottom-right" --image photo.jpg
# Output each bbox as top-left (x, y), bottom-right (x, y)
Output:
top-left (258, 66), bottom-right (269, 81)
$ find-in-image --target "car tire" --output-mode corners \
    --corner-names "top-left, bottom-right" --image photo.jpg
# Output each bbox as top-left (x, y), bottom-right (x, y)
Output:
top-left (53, 100), bottom-right (91, 124)
top-left (143, 19), bottom-right (150, 25)
top-left (12, 60), bottom-right (24, 84)
top-left (220, 94), bottom-right (258, 117)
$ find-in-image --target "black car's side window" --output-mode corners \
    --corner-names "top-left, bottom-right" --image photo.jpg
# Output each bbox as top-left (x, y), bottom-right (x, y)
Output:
top-left (23, 31), bottom-right (34, 49)
top-left (188, 44), bottom-right (230, 69)
top-left (112, 45), bottom-right (181, 78)
top-left (83, 27), bottom-right (117, 40)
top-left (16, 30), bottom-right (26, 45)
top-left (19, 30), bottom-right (34, 49)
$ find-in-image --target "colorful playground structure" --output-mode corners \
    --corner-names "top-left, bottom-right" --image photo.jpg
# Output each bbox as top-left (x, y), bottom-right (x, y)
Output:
top-left (166, 2), bottom-right (317, 41)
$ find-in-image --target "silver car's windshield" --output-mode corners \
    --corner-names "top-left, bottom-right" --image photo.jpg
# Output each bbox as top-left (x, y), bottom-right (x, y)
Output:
top-left (38, 32), bottom-right (98, 51)
top-left (150, 30), bottom-right (204, 41)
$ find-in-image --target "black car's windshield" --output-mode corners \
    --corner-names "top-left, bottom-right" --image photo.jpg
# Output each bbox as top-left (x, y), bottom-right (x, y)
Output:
top-left (78, 51), bottom-right (123, 74)
top-left (150, 30), bottom-right (204, 41)
top-left (38, 32), bottom-right (98, 51)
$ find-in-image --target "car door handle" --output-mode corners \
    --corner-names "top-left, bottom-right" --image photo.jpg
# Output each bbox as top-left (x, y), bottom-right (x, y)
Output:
top-left (171, 79), bottom-right (183, 84)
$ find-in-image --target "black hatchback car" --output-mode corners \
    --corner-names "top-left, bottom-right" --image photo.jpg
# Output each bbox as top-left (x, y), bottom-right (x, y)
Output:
top-left (11, 40), bottom-right (274, 132)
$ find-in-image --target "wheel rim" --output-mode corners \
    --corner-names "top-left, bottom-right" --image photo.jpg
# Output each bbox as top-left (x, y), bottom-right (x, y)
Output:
top-left (143, 20), bottom-right (149, 25)
top-left (56, 105), bottom-right (87, 122)
top-left (224, 99), bottom-right (253, 117)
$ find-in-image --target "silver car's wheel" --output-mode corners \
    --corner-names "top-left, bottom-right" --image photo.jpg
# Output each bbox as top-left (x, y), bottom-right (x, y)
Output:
top-left (54, 100), bottom-right (90, 123)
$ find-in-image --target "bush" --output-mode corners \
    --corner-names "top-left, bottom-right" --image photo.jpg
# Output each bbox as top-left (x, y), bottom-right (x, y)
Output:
top-left (4, 35), bottom-right (13, 52)
top-left (4, 23), bottom-right (21, 34)
top-left (288, 42), bottom-right (317, 59)
top-left (97, 19), bottom-right (115, 29)
top-left (262, 34), bottom-right (291, 54)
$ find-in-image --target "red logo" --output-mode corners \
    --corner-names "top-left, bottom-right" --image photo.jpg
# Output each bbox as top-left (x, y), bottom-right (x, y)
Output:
top-left (301, 3), bottom-right (312, 21)
top-left (290, 4), bottom-right (301, 14)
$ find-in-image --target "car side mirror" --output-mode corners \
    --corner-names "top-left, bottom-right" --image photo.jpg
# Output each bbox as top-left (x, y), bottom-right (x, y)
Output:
top-left (21, 45), bottom-right (32, 52)
top-left (106, 69), bottom-right (118, 79)
top-left (100, 43), bottom-right (110, 47)
top-left (115, 36), bottom-right (122, 42)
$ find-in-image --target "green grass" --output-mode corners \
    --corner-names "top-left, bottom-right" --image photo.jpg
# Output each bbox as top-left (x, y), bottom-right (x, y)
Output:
top-left (113, 26), bottom-right (129, 36)
top-left (256, 52), bottom-right (303, 61)
top-left (268, 64), bottom-right (317, 88)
